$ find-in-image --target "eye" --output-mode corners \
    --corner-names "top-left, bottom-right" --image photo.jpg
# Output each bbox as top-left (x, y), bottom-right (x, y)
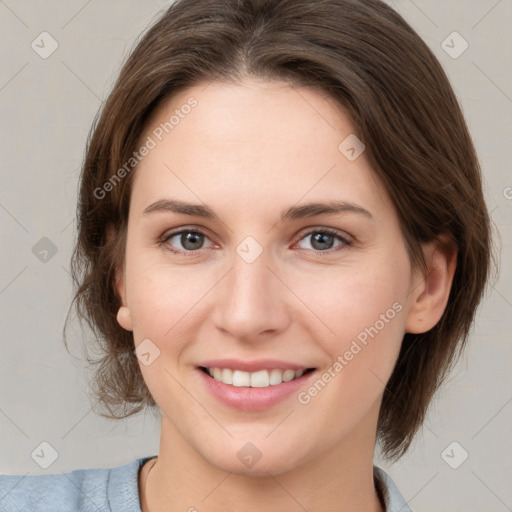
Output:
top-left (295, 228), bottom-right (352, 254)
top-left (159, 227), bottom-right (352, 256)
top-left (160, 229), bottom-right (213, 254)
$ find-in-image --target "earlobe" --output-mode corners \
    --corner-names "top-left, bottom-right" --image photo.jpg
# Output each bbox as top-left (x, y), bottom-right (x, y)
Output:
top-left (117, 305), bottom-right (133, 331)
top-left (405, 236), bottom-right (457, 334)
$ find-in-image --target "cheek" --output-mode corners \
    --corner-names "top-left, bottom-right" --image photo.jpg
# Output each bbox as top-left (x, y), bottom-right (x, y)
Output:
top-left (125, 264), bottom-right (206, 401)
top-left (293, 264), bottom-right (407, 433)
top-left (125, 255), bottom-right (222, 367)
top-left (295, 261), bottom-right (407, 341)
top-left (291, 257), bottom-right (409, 399)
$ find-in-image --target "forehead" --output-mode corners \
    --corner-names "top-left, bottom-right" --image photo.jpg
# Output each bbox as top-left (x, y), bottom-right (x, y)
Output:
top-left (130, 79), bottom-right (392, 223)
top-left (143, 78), bottom-right (353, 158)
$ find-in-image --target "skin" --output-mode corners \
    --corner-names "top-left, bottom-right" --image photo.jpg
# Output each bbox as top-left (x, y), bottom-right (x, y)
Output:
top-left (114, 78), bottom-right (456, 512)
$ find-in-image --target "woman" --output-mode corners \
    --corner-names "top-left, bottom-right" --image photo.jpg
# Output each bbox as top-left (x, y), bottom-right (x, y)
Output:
top-left (0, 0), bottom-right (492, 510)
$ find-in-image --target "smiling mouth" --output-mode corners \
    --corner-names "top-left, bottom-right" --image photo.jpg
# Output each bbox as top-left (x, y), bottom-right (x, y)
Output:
top-left (199, 366), bottom-right (316, 388)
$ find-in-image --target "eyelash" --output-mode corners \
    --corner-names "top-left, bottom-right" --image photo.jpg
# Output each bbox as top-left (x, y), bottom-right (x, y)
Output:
top-left (158, 227), bottom-right (352, 257)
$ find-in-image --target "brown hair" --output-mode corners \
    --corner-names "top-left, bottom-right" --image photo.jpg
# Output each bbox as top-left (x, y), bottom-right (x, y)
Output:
top-left (64, 0), bottom-right (494, 462)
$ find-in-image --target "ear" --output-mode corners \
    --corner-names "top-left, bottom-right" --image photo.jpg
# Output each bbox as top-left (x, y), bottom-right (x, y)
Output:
top-left (405, 234), bottom-right (457, 334)
top-left (107, 223), bottom-right (133, 332)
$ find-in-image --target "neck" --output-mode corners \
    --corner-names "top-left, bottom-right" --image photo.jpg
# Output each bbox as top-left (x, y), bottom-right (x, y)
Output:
top-left (140, 413), bottom-right (385, 512)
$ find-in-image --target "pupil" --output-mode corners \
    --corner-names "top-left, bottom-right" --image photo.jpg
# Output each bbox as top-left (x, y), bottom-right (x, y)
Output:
top-left (312, 233), bottom-right (333, 250)
top-left (183, 232), bottom-right (202, 250)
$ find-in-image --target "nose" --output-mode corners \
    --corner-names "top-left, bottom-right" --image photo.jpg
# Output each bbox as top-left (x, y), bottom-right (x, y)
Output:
top-left (211, 246), bottom-right (292, 344)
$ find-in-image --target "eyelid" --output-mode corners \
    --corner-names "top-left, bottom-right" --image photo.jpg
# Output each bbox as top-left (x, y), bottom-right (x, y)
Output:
top-left (298, 226), bottom-right (352, 243)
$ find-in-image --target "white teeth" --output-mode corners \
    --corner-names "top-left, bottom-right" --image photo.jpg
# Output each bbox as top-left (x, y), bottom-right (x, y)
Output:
top-left (222, 368), bottom-right (233, 385)
top-left (269, 369), bottom-right (283, 385)
top-left (232, 370), bottom-right (251, 387)
top-left (205, 367), bottom-right (308, 387)
top-left (282, 369), bottom-right (295, 382)
top-left (250, 370), bottom-right (269, 388)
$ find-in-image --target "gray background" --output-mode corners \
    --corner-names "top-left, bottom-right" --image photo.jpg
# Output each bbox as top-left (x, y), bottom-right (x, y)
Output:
top-left (0, 1), bottom-right (511, 511)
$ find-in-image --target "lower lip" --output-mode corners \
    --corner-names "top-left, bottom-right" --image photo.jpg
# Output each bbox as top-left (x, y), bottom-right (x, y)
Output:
top-left (197, 368), bottom-right (316, 412)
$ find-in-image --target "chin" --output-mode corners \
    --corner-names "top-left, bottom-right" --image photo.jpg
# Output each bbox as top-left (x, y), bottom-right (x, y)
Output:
top-left (211, 454), bottom-right (300, 478)
top-left (198, 438), bottom-right (309, 478)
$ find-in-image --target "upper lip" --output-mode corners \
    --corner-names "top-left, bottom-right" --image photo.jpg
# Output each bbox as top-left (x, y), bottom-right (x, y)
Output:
top-left (197, 358), bottom-right (314, 372)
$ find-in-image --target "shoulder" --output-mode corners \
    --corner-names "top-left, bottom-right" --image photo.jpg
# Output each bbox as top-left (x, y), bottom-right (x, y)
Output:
top-left (373, 465), bottom-right (413, 512)
top-left (0, 456), bottom-right (153, 512)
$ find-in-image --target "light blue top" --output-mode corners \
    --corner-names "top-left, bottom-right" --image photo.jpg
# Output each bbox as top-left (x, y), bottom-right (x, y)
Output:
top-left (0, 456), bottom-right (412, 512)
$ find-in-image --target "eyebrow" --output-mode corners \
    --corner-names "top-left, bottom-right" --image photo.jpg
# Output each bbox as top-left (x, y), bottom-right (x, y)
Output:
top-left (143, 198), bottom-right (373, 221)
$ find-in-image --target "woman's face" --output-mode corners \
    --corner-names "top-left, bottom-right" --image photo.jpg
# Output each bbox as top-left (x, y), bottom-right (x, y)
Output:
top-left (116, 78), bottom-right (422, 475)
